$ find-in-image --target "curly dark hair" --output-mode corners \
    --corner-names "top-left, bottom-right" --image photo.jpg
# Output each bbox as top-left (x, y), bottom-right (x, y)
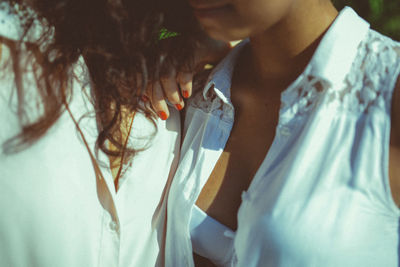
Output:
top-left (0, 0), bottom-right (203, 162)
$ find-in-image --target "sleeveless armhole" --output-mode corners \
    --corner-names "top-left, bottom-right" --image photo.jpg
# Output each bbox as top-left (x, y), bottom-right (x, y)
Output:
top-left (390, 74), bottom-right (400, 146)
top-left (322, 29), bottom-right (400, 213)
top-left (387, 47), bottom-right (400, 209)
top-left (380, 34), bottom-right (400, 213)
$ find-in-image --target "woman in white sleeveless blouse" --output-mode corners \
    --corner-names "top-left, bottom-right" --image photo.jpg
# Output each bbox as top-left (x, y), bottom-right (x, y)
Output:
top-left (165, 0), bottom-right (400, 266)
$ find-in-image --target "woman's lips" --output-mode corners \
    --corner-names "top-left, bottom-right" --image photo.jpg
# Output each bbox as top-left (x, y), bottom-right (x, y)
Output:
top-left (192, 4), bottom-right (232, 19)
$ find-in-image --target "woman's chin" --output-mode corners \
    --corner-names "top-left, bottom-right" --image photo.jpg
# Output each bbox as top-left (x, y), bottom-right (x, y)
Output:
top-left (201, 27), bottom-right (247, 43)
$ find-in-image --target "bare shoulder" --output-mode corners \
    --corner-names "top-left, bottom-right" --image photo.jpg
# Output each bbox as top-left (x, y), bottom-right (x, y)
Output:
top-left (391, 76), bottom-right (400, 146)
top-left (389, 76), bottom-right (400, 208)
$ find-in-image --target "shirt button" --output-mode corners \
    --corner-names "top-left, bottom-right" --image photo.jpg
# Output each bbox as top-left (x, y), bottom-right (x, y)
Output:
top-left (109, 221), bottom-right (119, 232)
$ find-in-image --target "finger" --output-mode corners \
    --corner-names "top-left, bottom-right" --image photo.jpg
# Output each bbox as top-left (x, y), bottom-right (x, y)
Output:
top-left (161, 71), bottom-right (184, 111)
top-left (150, 81), bottom-right (170, 120)
top-left (177, 71), bottom-right (193, 99)
top-left (141, 94), bottom-right (149, 103)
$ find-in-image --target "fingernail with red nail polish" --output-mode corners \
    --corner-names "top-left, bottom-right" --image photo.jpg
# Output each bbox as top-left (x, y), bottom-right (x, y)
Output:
top-left (182, 90), bottom-right (189, 98)
top-left (175, 104), bottom-right (183, 110)
top-left (158, 111), bottom-right (168, 120)
top-left (141, 95), bottom-right (149, 102)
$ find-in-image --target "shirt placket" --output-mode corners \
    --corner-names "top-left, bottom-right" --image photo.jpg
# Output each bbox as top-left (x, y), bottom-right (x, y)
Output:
top-left (189, 104), bottom-right (235, 264)
top-left (95, 165), bottom-right (122, 267)
top-left (98, 210), bottom-right (121, 267)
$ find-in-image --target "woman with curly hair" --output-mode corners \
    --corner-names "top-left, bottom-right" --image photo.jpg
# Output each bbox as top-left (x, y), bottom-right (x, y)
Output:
top-left (0, 0), bottom-right (228, 266)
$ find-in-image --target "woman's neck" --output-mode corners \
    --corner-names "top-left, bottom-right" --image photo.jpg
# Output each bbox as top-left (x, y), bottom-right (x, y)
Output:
top-left (247, 0), bottom-right (338, 88)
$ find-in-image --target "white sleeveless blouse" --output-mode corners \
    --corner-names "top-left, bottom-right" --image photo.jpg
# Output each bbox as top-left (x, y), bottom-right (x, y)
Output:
top-left (165, 7), bottom-right (400, 267)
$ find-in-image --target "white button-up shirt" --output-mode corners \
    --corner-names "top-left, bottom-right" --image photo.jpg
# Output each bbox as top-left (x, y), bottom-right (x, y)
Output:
top-left (165, 7), bottom-right (400, 267)
top-left (0, 8), bottom-right (180, 267)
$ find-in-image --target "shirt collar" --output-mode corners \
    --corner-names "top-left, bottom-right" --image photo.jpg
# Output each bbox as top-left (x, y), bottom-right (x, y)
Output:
top-left (203, 6), bottom-right (370, 103)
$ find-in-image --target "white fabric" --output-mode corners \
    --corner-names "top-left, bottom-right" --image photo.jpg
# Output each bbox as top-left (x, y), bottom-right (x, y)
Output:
top-left (165, 7), bottom-right (400, 267)
top-left (0, 8), bottom-right (180, 267)
top-left (190, 205), bottom-right (235, 266)
top-left (0, 3), bottom-right (43, 42)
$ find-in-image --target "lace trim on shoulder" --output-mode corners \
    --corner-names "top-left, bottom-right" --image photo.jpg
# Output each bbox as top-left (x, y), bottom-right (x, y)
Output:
top-left (188, 30), bottom-right (400, 125)
top-left (188, 82), bottom-right (234, 123)
top-left (279, 72), bottom-right (326, 125)
top-left (339, 30), bottom-right (400, 113)
top-left (280, 30), bottom-right (400, 125)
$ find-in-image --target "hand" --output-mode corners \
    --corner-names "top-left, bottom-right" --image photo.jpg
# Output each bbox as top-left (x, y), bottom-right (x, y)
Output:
top-left (146, 38), bottom-right (231, 120)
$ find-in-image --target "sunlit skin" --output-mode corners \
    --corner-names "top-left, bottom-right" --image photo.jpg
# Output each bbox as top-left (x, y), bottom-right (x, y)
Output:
top-left (190, 0), bottom-right (338, 81)
top-left (186, 0), bottom-right (400, 265)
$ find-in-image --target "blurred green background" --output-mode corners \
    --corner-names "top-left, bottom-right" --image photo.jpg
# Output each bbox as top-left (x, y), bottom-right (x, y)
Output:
top-left (333, 0), bottom-right (400, 40)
